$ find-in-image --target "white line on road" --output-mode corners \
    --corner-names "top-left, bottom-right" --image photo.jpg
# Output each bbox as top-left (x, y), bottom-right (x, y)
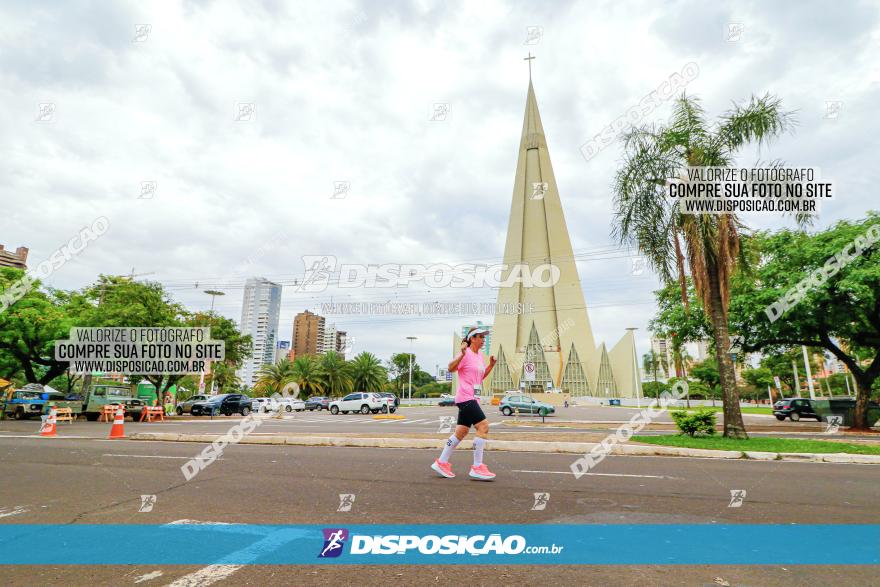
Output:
top-left (134, 570), bottom-right (163, 583)
top-left (0, 506), bottom-right (28, 518)
top-left (165, 564), bottom-right (242, 587)
top-left (101, 454), bottom-right (224, 460)
top-left (512, 469), bottom-right (679, 479)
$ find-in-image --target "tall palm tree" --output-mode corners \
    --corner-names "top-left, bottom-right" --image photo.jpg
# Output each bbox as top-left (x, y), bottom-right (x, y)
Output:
top-left (349, 352), bottom-right (388, 392)
top-left (613, 92), bottom-right (797, 438)
top-left (211, 362), bottom-right (241, 393)
top-left (254, 358), bottom-right (297, 397)
top-left (642, 350), bottom-right (667, 398)
top-left (291, 355), bottom-right (326, 397)
top-left (320, 351), bottom-right (353, 397)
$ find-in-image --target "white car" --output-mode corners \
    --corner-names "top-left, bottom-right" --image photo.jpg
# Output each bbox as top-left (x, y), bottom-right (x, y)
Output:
top-left (275, 397), bottom-right (306, 412)
top-left (329, 392), bottom-right (395, 415)
top-left (251, 397), bottom-right (305, 413)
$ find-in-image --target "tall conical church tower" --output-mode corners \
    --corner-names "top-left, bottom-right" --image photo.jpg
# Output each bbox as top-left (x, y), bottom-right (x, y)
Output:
top-left (486, 78), bottom-right (641, 399)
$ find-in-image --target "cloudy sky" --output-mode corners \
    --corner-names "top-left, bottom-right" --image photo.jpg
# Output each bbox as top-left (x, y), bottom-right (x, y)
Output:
top-left (3, 0), bottom-right (879, 374)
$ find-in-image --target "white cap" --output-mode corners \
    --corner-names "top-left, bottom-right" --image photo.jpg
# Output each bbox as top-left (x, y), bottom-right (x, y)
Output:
top-left (465, 327), bottom-right (490, 341)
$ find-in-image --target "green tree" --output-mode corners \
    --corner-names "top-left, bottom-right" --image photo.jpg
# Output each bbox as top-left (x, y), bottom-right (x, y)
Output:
top-left (254, 358), bottom-right (298, 397)
top-left (349, 352), bottom-right (387, 392)
top-left (729, 215), bottom-right (880, 428)
top-left (690, 359), bottom-right (721, 405)
top-left (291, 355), bottom-right (325, 397)
top-left (321, 351), bottom-right (353, 397)
top-left (0, 268), bottom-right (86, 384)
top-left (642, 350), bottom-right (667, 397)
top-left (758, 347), bottom-right (822, 396)
top-left (387, 352), bottom-right (419, 394)
top-left (649, 278), bottom-right (710, 378)
top-left (613, 92), bottom-right (796, 438)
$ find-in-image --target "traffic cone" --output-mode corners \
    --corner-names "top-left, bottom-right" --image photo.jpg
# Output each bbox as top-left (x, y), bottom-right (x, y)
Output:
top-left (40, 408), bottom-right (57, 437)
top-left (108, 407), bottom-right (125, 439)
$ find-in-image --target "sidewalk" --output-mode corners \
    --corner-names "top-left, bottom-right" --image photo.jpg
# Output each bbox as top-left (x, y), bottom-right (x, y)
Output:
top-left (130, 432), bottom-right (880, 465)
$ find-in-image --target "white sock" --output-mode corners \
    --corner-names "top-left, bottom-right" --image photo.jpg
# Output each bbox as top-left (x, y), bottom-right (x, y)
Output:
top-left (439, 435), bottom-right (461, 463)
top-left (473, 437), bottom-right (486, 466)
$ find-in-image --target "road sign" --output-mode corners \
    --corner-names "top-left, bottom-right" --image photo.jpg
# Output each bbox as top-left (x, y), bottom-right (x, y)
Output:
top-left (524, 362), bottom-right (536, 382)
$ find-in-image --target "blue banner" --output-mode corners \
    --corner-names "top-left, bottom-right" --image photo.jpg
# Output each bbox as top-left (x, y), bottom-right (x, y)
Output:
top-left (0, 524), bottom-right (876, 565)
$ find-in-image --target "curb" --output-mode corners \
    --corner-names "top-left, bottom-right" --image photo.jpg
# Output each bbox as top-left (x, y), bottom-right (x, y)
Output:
top-left (373, 415), bottom-right (406, 420)
top-left (127, 433), bottom-right (880, 464)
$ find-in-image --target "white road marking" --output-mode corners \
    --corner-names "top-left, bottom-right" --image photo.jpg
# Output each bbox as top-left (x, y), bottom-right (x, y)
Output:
top-left (134, 570), bottom-right (163, 583)
top-left (0, 506), bottom-right (28, 518)
top-left (513, 469), bottom-right (678, 479)
top-left (163, 521), bottom-right (305, 586)
top-left (102, 454), bottom-right (224, 460)
top-left (165, 564), bottom-right (242, 587)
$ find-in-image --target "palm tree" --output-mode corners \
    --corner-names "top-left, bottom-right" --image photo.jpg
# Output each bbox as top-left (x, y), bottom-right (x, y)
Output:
top-left (320, 351), bottom-right (353, 397)
top-left (291, 355), bottom-right (326, 397)
top-left (349, 352), bottom-right (387, 392)
top-left (211, 362), bottom-right (241, 393)
top-left (613, 92), bottom-right (797, 438)
top-left (254, 358), bottom-right (297, 397)
top-left (642, 350), bottom-right (667, 398)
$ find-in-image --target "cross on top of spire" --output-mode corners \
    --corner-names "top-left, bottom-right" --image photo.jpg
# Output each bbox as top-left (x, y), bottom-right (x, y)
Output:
top-left (524, 52), bottom-right (535, 80)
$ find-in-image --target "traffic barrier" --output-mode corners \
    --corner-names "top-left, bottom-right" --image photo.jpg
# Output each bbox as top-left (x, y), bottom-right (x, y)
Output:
top-left (108, 407), bottom-right (126, 439)
top-left (139, 406), bottom-right (165, 423)
top-left (100, 404), bottom-right (124, 422)
top-left (40, 408), bottom-right (57, 437)
top-left (54, 407), bottom-right (75, 423)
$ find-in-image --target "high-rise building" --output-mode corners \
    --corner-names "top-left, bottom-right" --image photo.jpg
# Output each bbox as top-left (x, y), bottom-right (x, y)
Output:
top-left (238, 277), bottom-right (282, 387)
top-left (275, 340), bottom-right (290, 363)
top-left (485, 77), bottom-right (640, 398)
top-left (650, 338), bottom-right (677, 379)
top-left (292, 310), bottom-right (326, 357)
top-left (0, 244), bottom-right (29, 269)
top-left (323, 323), bottom-right (337, 356)
top-left (336, 330), bottom-right (348, 358)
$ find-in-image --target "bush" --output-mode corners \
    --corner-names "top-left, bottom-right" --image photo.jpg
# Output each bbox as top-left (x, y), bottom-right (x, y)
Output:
top-left (670, 409), bottom-right (716, 436)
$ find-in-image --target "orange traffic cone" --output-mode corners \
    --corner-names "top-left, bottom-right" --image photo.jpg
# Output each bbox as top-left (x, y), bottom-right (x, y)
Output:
top-left (108, 407), bottom-right (126, 439)
top-left (40, 408), bottom-right (57, 437)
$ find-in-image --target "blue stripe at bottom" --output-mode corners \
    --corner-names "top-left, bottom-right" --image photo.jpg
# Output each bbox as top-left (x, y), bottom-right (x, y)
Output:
top-left (0, 524), bottom-right (876, 565)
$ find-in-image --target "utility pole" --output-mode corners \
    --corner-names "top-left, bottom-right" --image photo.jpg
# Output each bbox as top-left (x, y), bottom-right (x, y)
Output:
top-left (406, 336), bottom-right (418, 402)
top-left (626, 327), bottom-right (641, 408)
top-left (802, 345), bottom-right (816, 400)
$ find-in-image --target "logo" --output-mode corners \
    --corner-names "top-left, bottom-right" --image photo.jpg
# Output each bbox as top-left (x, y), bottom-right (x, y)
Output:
top-left (438, 415), bottom-right (455, 433)
top-left (331, 181), bottom-right (351, 199)
top-left (139, 494), bottom-right (157, 513)
top-left (728, 489), bottom-right (746, 508)
top-left (429, 102), bottom-right (450, 122)
top-left (531, 182), bottom-right (548, 200)
top-left (630, 256), bottom-right (646, 276)
top-left (337, 493), bottom-right (356, 512)
top-left (824, 414), bottom-right (843, 434)
top-left (298, 255), bottom-right (337, 292)
top-left (531, 492), bottom-right (549, 511)
top-left (319, 528), bottom-right (349, 558)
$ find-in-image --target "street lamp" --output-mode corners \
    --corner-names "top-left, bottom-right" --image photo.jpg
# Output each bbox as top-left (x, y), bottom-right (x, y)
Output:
top-left (626, 327), bottom-right (642, 408)
top-left (406, 336), bottom-right (418, 402)
top-left (204, 290), bottom-right (225, 313)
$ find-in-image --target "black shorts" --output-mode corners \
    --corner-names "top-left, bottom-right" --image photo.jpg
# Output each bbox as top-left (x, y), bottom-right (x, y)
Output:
top-left (456, 400), bottom-right (486, 427)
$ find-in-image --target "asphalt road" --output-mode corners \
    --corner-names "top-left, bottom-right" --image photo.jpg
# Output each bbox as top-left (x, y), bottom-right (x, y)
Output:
top-left (0, 433), bottom-right (877, 586)
top-left (1, 404), bottom-right (862, 440)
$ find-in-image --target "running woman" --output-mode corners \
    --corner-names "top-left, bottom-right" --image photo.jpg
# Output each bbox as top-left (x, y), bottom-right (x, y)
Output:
top-left (431, 326), bottom-right (497, 480)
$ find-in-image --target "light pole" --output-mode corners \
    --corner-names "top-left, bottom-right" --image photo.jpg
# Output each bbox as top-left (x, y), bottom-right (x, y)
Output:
top-left (802, 345), bottom-right (816, 400)
top-left (204, 290), bottom-right (225, 313)
top-left (626, 327), bottom-right (641, 408)
top-left (406, 336), bottom-right (418, 402)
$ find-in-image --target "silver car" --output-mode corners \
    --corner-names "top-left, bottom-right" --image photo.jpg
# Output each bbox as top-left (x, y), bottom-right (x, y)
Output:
top-left (176, 394), bottom-right (210, 415)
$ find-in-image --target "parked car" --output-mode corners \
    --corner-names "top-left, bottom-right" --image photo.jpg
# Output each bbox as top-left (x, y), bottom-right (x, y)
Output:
top-left (329, 392), bottom-right (395, 415)
top-left (275, 397), bottom-right (306, 412)
top-left (305, 396), bottom-right (330, 411)
top-left (250, 397), bottom-right (273, 413)
top-left (499, 394), bottom-right (555, 417)
top-left (176, 394), bottom-right (210, 415)
top-left (773, 398), bottom-right (820, 421)
top-left (191, 394), bottom-right (252, 416)
top-left (438, 394), bottom-right (455, 407)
